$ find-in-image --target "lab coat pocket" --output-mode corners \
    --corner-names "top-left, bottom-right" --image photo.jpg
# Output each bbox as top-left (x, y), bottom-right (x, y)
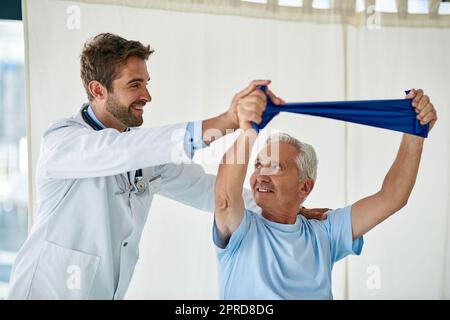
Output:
top-left (28, 241), bottom-right (100, 300)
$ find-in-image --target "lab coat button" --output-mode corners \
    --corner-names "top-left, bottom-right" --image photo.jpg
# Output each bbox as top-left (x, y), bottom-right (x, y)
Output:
top-left (123, 242), bottom-right (128, 247)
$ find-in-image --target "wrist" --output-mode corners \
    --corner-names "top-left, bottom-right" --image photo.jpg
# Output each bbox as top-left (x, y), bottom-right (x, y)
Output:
top-left (402, 133), bottom-right (425, 146)
top-left (239, 123), bottom-right (255, 132)
top-left (202, 112), bottom-right (239, 145)
top-left (224, 110), bottom-right (239, 130)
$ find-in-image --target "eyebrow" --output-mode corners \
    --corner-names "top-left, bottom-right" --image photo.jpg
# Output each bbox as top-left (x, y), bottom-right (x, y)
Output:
top-left (255, 158), bottom-right (272, 165)
top-left (127, 77), bottom-right (150, 84)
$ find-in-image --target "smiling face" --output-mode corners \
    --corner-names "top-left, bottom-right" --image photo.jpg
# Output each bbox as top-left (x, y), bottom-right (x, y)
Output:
top-left (250, 141), bottom-right (314, 217)
top-left (105, 56), bottom-right (151, 128)
top-left (80, 33), bottom-right (153, 131)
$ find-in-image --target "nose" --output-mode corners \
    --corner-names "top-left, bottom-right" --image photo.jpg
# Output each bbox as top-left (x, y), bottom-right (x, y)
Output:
top-left (256, 174), bottom-right (271, 183)
top-left (142, 87), bottom-right (152, 103)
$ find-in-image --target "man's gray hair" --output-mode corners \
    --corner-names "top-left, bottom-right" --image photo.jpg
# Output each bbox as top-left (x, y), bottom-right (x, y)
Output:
top-left (266, 133), bottom-right (318, 181)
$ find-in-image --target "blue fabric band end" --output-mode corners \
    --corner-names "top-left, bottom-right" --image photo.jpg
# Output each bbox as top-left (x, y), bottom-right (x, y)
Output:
top-left (254, 85), bottom-right (428, 138)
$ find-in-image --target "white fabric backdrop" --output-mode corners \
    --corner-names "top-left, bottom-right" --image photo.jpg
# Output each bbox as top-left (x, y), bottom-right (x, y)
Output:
top-left (345, 26), bottom-right (450, 299)
top-left (23, 0), bottom-right (449, 299)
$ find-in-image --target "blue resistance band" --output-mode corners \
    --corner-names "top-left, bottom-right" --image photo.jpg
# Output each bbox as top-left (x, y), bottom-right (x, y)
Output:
top-left (253, 86), bottom-right (429, 138)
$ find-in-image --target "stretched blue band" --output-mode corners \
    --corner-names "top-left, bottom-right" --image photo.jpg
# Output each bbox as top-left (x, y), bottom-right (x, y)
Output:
top-left (253, 86), bottom-right (428, 138)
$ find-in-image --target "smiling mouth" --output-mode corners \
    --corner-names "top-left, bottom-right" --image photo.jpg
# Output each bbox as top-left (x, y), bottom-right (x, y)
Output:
top-left (131, 105), bottom-right (144, 113)
top-left (256, 187), bottom-right (274, 193)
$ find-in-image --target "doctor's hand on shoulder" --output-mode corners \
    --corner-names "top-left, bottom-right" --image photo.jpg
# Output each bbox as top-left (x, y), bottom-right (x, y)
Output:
top-left (298, 207), bottom-right (330, 221)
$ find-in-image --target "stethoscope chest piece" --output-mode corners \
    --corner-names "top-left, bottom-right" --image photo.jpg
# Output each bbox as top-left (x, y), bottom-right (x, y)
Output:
top-left (135, 177), bottom-right (147, 193)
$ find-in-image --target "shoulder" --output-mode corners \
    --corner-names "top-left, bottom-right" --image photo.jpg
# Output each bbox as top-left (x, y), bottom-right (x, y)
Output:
top-left (325, 206), bottom-right (352, 221)
top-left (44, 117), bottom-right (84, 136)
top-left (310, 206), bottom-right (352, 236)
top-left (235, 208), bottom-right (260, 234)
top-left (43, 104), bottom-right (96, 137)
top-left (41, 112), bottom-right (90, 150)
top-left (245, 209), bottom-right (262, 223)
top-left (214, 208), bottom-right (257, 252)
top-left (43, 106), bottom-right (90, 138)
top-left (300, 206), bottom-right (351, 232)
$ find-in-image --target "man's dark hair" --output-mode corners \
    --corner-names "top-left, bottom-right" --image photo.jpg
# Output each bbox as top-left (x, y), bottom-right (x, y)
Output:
top-left (80, 33), bottom-right (154, 101)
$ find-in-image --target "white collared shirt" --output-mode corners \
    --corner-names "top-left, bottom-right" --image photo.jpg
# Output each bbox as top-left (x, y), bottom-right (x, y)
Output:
top-left (7, 105), bottom-right (257, 299)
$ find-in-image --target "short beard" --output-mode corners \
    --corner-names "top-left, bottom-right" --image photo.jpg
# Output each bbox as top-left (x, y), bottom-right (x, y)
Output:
top-left (105, 94), bottom-right (143, 128)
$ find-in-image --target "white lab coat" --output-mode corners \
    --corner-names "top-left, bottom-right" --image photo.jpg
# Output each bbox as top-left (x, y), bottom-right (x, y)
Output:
top-left (7, 107), bottom-right (258, 300)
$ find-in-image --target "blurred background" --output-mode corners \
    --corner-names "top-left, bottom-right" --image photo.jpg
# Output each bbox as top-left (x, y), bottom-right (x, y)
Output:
top-left (0, 2), bottom-right (27, 299)
top-left (1, 0), bottom-right (449, 299)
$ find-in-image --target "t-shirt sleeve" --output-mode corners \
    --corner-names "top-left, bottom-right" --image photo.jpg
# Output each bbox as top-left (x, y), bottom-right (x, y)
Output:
top-left (323, 205), bottom-right (364, 263)
top-left (213, 209), bottom-right (252, 258)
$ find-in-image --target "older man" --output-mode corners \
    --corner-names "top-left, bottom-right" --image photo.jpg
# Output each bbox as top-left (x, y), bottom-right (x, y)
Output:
top-left (214, 88), bottom-right (437, 299)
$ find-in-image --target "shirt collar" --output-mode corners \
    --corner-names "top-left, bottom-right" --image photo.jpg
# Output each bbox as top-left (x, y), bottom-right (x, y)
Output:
top-left (87, 104), bottom-right (106, 129)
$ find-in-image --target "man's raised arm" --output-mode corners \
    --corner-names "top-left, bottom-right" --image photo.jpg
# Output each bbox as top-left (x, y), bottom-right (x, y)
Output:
top-left (351, 89), bottom-right (437, 240)
top-left (214, 129), bottom-right (257, 247)
top-left (214, 88), bottom-right (283, 247)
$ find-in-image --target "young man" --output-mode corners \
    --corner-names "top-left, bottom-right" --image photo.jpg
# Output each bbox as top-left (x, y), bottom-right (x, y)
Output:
top-left (8, 33), bottom-right (325, 300)
top-left (5, 33), bottom-right (275, 299)
top-left (214, 88), bottom-right (437, 299)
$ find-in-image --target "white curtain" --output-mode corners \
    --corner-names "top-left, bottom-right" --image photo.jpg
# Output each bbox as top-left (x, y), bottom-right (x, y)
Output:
top-left (23, 0), bottom-right (450, 299)
top-left (345, 26), bottom-right (450, 299)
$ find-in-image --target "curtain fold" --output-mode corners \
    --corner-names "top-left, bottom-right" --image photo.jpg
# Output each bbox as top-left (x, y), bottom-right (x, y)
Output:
top-left (58, 0), bottom-right (450, 28)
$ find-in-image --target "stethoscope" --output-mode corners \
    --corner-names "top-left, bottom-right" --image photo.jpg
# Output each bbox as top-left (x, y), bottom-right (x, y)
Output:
top-left (81, 105), bottom-right (147, 193)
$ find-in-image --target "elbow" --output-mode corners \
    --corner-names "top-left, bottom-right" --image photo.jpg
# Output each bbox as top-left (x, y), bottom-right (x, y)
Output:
top-left (215, 172), bottom-right (244, 212)
top-left (379, 190), bottom-right (409, 213)
top-left (215, 176), bottom-right (239, 211)
top-left (215, 186), bottom-right (243, 211)
top-left (390, 200), bottom-right (408, 214)
top-left (398, 198), bottom-right (408, 210)
top-left (395, 198), bottom-right (408, 211)
top-left (215, 181), bottom-right (234, 211)
top-left (390, 191), bottom-right (410, 212)
top-left (215, 194), bottom-right (230, 211)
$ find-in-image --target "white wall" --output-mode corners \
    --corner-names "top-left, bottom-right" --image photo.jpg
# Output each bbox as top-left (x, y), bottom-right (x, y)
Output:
top-left (24, 0), bottom-right (450, 299)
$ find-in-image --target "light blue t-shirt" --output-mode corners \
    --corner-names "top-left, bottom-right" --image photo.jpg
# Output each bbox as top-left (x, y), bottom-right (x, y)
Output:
top-left (213, 205), bottom-right (364, 300)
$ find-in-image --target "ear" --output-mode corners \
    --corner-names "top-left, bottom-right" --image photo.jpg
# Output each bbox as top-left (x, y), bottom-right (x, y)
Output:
top-left (297, 178), bottom-right (315, 198)
top-left (88, 80), bottom-right (108, 101)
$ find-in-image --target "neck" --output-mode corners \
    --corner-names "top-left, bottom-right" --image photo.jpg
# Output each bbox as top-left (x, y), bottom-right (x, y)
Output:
top-left (261, 209), bottom-right (298, 224)
top-left (91, 101), bottom-right (126, 132)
